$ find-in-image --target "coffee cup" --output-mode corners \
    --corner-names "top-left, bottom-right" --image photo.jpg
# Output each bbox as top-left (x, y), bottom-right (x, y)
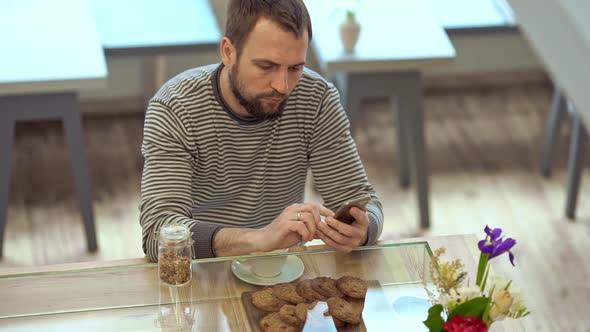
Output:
top-left (239, 250), bottom-right (288, 278)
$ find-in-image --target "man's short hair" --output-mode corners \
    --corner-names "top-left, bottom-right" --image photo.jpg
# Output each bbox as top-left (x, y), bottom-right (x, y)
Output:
top-left (225, 0), bottom-right (312, 54)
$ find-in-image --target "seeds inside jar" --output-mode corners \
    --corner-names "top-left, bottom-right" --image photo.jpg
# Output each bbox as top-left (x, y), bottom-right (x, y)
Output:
top-left (159, 251), bottom-right (191, 285)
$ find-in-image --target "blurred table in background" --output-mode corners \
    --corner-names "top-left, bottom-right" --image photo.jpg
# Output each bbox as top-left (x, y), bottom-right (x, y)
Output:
top-left (306, 0), bottom-right (456, 230)
top-left (0, 0), bottom-right (107, 95)
top-left (0, 0), bottom-right (107, 257)
top-left (507, 0), bottom-right (590, 127)
top-left (91, 0), bottom-right (222, 106)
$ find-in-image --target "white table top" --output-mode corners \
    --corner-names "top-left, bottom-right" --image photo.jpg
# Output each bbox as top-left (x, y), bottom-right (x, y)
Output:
top-left (92, 0), bottom-right (221, 54)
top-left (427, 0), bottom-right (514, 28)
top-left (0, 0), bottom-right (107, 96)
top-left (305, 0), bottom-right (456, 76)
top-left (508, 0), bottom-right (590, 127)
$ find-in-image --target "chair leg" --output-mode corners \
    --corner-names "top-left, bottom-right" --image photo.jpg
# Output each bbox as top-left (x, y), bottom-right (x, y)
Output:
top-left (565, 115), bottom-right (587, 220)
top-left (0, 116), bottom-right (15, 258)
top-left (391, 96), bottom-right (411, 187)
top-left (541, 88), bottom-right (567, 177)
top-left (62, 95), bottom-right (98, 252)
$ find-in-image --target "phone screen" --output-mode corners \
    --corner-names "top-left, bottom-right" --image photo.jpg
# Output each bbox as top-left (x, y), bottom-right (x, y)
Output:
top-left (333, 197), bottom-right (371, 224)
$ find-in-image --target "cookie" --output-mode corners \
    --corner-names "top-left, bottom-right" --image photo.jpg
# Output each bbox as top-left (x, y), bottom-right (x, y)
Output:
top-left (279, 303), bottom-right (307, 326)
top-left (337, 276), bottom-right (368, 299)
top-left (322, 307), bottom-right (347, 328)
top-left (311, 277), bottom-right (343, 298)
top-left (326, 297), bottom-right (362, 325)
top-left (273, 282), bottom-right (307, 304)
top-left (295, 301), bottom-right (317, 322)
top-left (332, 317), bottom-right (347, 328)
top-left (259, 312), bottom-right (298, 332)
top-left (347, 297), bottom-right (365, 315)
top-left (252, 288), bottom-right (287, 312)
top-left (303, 300), bottom-right (318, 310)
top-left (295, 279), bottom-right (327, 301)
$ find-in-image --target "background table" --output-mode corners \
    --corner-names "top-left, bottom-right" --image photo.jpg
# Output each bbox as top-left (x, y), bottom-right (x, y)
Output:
top-left (306, 0), bottom-right (456, 230)
top-left (0, 0), bottom-right (107, 257)
top-left (91, 0), bottom-right (221, 105)
top-left (506, 0), bottom-right (590, 128)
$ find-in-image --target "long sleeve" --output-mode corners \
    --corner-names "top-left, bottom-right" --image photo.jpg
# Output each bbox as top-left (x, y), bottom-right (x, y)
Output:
top-left (308, 84), bottom-right (384, 244)
top-left (140, 100), bottom-right (221, 261)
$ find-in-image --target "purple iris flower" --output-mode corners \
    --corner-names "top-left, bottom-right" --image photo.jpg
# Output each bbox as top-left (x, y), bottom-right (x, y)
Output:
top-left (484, 225), bottom-right (502, 241)
top-left (478, 225), bottom-right (516, 266)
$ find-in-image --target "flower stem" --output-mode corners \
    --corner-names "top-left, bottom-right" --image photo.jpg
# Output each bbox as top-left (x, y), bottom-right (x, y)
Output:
top-left (480, 265), bottom-right (490, 292)
top-left (476, 252), bottom-right (489, 287)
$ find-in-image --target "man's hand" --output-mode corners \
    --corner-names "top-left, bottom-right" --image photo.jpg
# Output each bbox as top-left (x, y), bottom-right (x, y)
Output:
top-left (255, 203), bottom-right (333, 252)
top-left (316, 206), bottom-right (369, 253)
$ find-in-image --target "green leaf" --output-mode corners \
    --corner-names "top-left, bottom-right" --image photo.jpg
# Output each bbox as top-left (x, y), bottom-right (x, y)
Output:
top-left (448, 297), bottom-right (491, 321)
top-left (423, 304), bottom-right (445, 331)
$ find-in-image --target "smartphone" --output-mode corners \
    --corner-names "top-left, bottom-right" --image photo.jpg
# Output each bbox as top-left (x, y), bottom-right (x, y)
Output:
top-left (333, 196), bottom-right (371, 224)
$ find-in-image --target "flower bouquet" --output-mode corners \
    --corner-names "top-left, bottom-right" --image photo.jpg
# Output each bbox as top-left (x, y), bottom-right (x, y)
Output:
top-left (423, 226), bottom-right (530, 331)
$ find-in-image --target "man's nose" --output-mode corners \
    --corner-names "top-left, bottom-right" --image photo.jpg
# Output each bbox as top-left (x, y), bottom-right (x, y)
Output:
top-left (271, 69), bottom-right (289, 95)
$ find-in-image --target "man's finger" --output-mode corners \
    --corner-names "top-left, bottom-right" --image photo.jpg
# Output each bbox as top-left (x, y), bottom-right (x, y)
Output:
top-left (318, 220), bottom-right (356, 247)
top-left (349, 207), bottom-right (369, 227)
top-left (288, 203), bottom-right (304, 213)
top-left (289, 221), bottom-right (311, 242)
top-left (319, 205), bottom-right (334, 217)
top-left (317, 230), bottom-right (353, 253)
top-left (295, 209), bottom-right (316, 242)
top-left (325, 216), bottom-right (356, 237)
top-left (305, 204), bottom-right (322, 224)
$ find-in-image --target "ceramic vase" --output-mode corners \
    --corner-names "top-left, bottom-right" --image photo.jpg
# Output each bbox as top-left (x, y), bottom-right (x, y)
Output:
top-left (339, 12), bottom-right (361, 54)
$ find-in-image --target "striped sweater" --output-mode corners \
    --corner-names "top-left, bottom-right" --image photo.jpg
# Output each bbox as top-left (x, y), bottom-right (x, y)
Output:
top-left (140, 63), bottom-right (383, 261)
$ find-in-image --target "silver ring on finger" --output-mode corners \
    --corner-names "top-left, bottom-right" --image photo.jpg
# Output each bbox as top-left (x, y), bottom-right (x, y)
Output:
top-left (296, 211), bottom-right (302, 221)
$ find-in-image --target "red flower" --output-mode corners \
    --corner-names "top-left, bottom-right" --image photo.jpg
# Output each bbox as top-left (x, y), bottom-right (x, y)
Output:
top-left (443, 315), bottom-right (488, 332)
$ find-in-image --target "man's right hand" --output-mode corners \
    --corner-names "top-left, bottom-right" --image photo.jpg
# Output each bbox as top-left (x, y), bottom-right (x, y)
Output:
top-left (255, 203), bottom-right (333, 252)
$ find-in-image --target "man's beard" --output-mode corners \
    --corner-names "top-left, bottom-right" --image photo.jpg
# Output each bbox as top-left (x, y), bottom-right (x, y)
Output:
top-left (229, 64), bottom-right (288, 121)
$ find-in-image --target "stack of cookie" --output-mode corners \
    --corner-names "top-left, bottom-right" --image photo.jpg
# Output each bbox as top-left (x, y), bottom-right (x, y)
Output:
top-left (251, 275), bottom-right (368, 331)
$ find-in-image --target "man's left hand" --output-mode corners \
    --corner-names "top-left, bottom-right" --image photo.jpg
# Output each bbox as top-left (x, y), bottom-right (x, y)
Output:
top-left (316, 207), bottom-right (368, 253)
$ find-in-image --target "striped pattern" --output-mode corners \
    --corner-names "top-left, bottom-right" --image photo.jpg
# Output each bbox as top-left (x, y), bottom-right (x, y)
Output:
top-left (140, 64), bottom-right (383, 260)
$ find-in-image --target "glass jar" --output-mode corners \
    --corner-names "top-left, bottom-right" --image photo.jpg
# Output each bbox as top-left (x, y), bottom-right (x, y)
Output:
top-left (158, 224), bottom-right (192, 286)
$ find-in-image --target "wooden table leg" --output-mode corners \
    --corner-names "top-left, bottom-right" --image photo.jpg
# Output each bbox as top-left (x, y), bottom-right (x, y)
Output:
top-left (402, 73), bottom-right (430, 229)
top-left (540, 87), bottom-right (567, 177)
top-left (0, 111), bottom-right (15, 257)
top-left (566, 113), bottom-right (587, 220)
top-left (61, 94), bottom-right (98, 251)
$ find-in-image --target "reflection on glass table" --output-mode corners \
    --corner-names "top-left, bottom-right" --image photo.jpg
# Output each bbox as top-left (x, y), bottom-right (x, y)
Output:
top-left (0, 241), bottom-right (439, 331)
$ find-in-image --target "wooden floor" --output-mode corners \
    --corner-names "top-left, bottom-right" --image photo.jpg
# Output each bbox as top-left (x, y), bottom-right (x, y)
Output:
top-left (2, 83), bottom-right (589, 331)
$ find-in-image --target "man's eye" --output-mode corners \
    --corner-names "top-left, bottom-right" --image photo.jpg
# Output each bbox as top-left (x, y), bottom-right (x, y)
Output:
top-left (258, 64), bottom-right (273, 70)
top-left (289, 66), bottom-right (302, 72)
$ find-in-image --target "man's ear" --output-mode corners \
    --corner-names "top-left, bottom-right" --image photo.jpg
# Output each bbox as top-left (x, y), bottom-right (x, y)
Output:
top-left (220, 37), bottom-right (237, 67)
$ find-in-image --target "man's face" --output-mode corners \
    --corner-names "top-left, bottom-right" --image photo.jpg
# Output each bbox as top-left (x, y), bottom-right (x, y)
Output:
top-left (228, 18), bottom-right (309, 120)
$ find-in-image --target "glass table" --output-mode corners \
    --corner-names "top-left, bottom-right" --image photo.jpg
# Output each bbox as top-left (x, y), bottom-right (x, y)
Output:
top-left (0, 240), bottom-right (450, 331)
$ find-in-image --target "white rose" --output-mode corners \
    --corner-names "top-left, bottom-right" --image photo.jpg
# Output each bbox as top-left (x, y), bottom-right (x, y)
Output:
top-left (489, 290), bottom-right (514, 321)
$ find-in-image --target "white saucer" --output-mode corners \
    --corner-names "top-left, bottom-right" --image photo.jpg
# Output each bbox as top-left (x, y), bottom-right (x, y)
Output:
top-left (231, 255), bottom-right (305, 286)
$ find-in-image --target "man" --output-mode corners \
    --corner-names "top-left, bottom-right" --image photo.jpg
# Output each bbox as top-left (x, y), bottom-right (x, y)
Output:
top-left (140, 0), bottom-right (384, 261)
